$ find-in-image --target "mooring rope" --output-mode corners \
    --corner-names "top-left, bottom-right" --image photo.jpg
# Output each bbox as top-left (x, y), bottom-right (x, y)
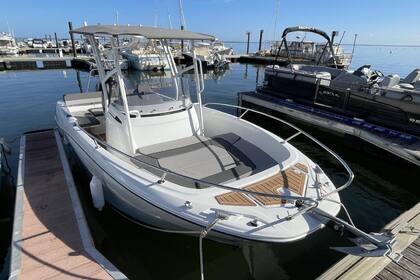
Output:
top-left (115, 208), bottom-right (222, 280)
top-left (322, 198), bottom-right (355, 227)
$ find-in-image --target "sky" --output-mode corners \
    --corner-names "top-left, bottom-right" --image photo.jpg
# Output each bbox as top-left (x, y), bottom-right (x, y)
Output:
top-left (2, 0), bottom-right (420, 45)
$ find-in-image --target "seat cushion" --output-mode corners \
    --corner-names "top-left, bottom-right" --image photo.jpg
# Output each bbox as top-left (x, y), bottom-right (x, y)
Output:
top-left (132, 133), bottom-right (277, 188)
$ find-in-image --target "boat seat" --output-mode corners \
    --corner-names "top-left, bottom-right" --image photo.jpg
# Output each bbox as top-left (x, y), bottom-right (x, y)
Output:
top-left (399, 83), bottom-right (415, 90)
top-left (132, 133), bottom-right (277, 188)
top-left (402, 69), bottom-right (420, 84)
top-left (73, 114), bottom-right (100, 128)
top-left (63, 91), bottom-right (102, 106)
top-left (379, 74), bottom-right (400, 88)
top-left (88, 108), bottom-right (104, 117)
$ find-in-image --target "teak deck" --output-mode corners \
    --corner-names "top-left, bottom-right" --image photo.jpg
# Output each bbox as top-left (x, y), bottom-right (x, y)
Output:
top-left (9, 130), bottom-right (116, 280)
top-left (215, 164), bottom-right (307, 206)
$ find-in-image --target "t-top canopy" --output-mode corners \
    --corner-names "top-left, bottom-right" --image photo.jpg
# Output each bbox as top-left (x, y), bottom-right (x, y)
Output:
top-left (71, 25), bottom-right (215, 41)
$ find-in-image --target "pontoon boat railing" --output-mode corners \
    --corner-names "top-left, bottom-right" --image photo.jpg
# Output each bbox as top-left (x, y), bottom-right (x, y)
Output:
top-left (203, 102), bottom-right (354, 198)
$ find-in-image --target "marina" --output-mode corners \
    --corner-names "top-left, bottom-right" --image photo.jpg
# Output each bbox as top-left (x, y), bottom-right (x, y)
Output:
top-left (0, 1), bottom-right (420, 279)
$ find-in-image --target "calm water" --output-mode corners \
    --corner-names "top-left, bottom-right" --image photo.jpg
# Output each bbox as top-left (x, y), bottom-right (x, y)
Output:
top-left (1, 45), bottom-right (420, 279)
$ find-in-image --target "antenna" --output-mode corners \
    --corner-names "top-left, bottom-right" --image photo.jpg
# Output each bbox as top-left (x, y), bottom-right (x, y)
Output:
top-left (5, 16), bottom-right (11, 34)
top-left (272, 0), bottom-right (280, 42)
top-left (168, 11), bottom-right (173, 29)
top-left (154, 10), bottom-right (158, 27)
top-left (115, 10), bottom-right (119, 26)
top-left (178, 0), bottom-right (187, 30)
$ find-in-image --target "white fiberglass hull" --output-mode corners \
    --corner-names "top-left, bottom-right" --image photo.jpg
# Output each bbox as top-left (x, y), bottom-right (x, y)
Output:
top-left (0, 47), bottom-right (19, 55)
top-left (123, 52), bottom-right (170, 71)
top-left (56, 101), bottom-right (341, 245)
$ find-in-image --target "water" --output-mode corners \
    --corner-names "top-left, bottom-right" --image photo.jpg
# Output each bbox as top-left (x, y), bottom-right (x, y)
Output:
top-left (0, 46), bottom-right (420, 279)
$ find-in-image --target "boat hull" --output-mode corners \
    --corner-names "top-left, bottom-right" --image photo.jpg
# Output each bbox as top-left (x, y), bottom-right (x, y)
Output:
top-left (63, 131), bottom-right (255, 245)
top-left (262, 72), bottom-right (420, 136)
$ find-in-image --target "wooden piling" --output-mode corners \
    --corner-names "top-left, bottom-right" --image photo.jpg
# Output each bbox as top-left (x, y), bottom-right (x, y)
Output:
top-left (68, 21), bottom-right (77, 58)
top-left (258, 29), bottom-right (264, 51)
top-left (246, 32), bottom-right (251, 54)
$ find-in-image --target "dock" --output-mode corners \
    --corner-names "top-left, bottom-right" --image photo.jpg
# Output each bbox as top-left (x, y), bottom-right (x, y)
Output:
top-left (0, 56), bottom-right (94, 71)
top-left (318, 202), bottom-right (420, 280)
top-left (8, 130), bottom-right (127, 280)
top-left (238, 92), bottom-right (420, 166)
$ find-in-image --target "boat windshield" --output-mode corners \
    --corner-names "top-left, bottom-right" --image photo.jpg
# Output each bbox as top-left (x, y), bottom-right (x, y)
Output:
top-left (108, 76), bottom-right (192, 115)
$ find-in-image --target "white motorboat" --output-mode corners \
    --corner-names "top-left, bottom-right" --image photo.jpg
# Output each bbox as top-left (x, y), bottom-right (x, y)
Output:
top-left (122, 37), bottom-right (170, 71)
top-left (212, 40), bottom-right (233, 56)
top-left (56, 25), bottom-right (396, 257)
top-left (32, 38), bottom-right (47, 49)
top-left (183, 41), bottom-right (230, 69)
top-left (0, 32), bottom-right (19, 55)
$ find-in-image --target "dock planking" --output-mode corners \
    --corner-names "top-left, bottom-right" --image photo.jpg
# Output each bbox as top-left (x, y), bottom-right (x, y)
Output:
top-left (318, 202), bottom-right (420, 280)
top-left (9, 130), bottom-right (118, 280)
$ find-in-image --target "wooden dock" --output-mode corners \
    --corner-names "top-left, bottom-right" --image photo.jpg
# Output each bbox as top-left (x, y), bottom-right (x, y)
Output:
top-left (0, 56), bottom-right (93, 71)
top-left (9, 130), bottom-right (126, 280)
top-left (318, 202), bottom-right (420, 280)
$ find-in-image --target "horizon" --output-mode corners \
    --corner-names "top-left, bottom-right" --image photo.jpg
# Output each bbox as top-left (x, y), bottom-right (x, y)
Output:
top-left (2, 0), bottom-right (420, 45)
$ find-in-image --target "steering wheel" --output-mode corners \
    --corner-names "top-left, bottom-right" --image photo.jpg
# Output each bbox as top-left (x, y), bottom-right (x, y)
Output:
top-left (353, 65), bottom-right (371, 77)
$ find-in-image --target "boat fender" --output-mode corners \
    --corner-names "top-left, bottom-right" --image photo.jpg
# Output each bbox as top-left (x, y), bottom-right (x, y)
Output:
top-left (89, 175), bottom-right (105, 211)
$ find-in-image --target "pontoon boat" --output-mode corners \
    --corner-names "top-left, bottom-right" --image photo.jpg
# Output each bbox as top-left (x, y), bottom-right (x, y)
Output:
top-left (261, 26), bottom-right (420, 137)
top-left (56, 25), bottom-right (396, 256)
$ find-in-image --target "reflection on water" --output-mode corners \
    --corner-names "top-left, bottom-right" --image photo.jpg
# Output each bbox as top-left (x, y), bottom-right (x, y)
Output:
top-left (0, 57), bottom-right (419, 279)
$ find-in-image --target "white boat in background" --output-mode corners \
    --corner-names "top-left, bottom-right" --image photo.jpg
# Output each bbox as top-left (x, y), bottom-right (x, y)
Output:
top-left (122, 37), bottom-right (170, 71)
top-left (183, 41), bottom-right (230, 68)
top-left (0, 32), bottom-right (19, 55)
top-left (56, 25), bottom-right (396, 261)
top-left (32, 38), bottom-right (47, 49)
top-left (212, 40), bottom-right (233, 56)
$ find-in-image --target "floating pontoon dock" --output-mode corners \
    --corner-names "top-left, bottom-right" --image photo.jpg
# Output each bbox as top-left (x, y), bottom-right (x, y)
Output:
top-left (0, 56), bottom-right (94, 71)
top-left (8, 130), bottom-right (127, 280)
top-left (318, 202), bottom-right (420, 280)
top-left (238, 92), bottom-right (420, 166)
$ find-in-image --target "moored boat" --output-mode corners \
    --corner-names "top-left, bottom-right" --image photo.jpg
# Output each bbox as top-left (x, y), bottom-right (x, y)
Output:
top-left (0, 32), bottom-right (19, 56)
top-left (56, 25), bottom-right (396, 256)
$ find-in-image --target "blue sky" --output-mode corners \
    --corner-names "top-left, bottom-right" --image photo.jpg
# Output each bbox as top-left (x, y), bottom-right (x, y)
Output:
top-left (2, 0), bottom-right (420, 45)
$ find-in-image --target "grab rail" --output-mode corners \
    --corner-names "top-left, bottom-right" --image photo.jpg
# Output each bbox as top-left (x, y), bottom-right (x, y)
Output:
top-left (203, 102), bottom-right (354, 198)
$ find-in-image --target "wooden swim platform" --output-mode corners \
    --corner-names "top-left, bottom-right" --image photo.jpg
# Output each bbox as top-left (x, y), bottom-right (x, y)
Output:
top-left (9, 130), bottom-right (126, 280)
top-left (318, 202), bottom-right (420, 280)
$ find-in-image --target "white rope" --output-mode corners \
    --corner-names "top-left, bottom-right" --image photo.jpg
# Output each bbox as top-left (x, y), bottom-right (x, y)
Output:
top-left (323, 198), bottom-right (355, 227)
top-left (199, 218), bottom-right (220, 280)
top-left (117, 209), bottom-right (221, 280)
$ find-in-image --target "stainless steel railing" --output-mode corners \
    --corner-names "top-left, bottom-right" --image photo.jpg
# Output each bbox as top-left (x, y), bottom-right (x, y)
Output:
top-left (203, 102), bottom-right (354, 198)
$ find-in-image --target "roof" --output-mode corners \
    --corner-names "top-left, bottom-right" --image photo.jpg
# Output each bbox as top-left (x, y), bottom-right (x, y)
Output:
top-left (71, 25), bottom-right (215, 40)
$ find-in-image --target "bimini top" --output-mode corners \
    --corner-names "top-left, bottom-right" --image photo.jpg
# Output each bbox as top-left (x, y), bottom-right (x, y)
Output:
top-left (281, 26), bottom-right (331, 43)
top-left (71, 25), bottom-right (215, 41)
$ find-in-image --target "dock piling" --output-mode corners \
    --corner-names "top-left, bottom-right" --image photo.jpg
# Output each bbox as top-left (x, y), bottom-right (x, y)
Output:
top-left (246, 32), bottom-right (251, 54)
top-left (68, 21), bottom-right (77, 58)
top-left (258, 29), bottom-right (264, 51)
